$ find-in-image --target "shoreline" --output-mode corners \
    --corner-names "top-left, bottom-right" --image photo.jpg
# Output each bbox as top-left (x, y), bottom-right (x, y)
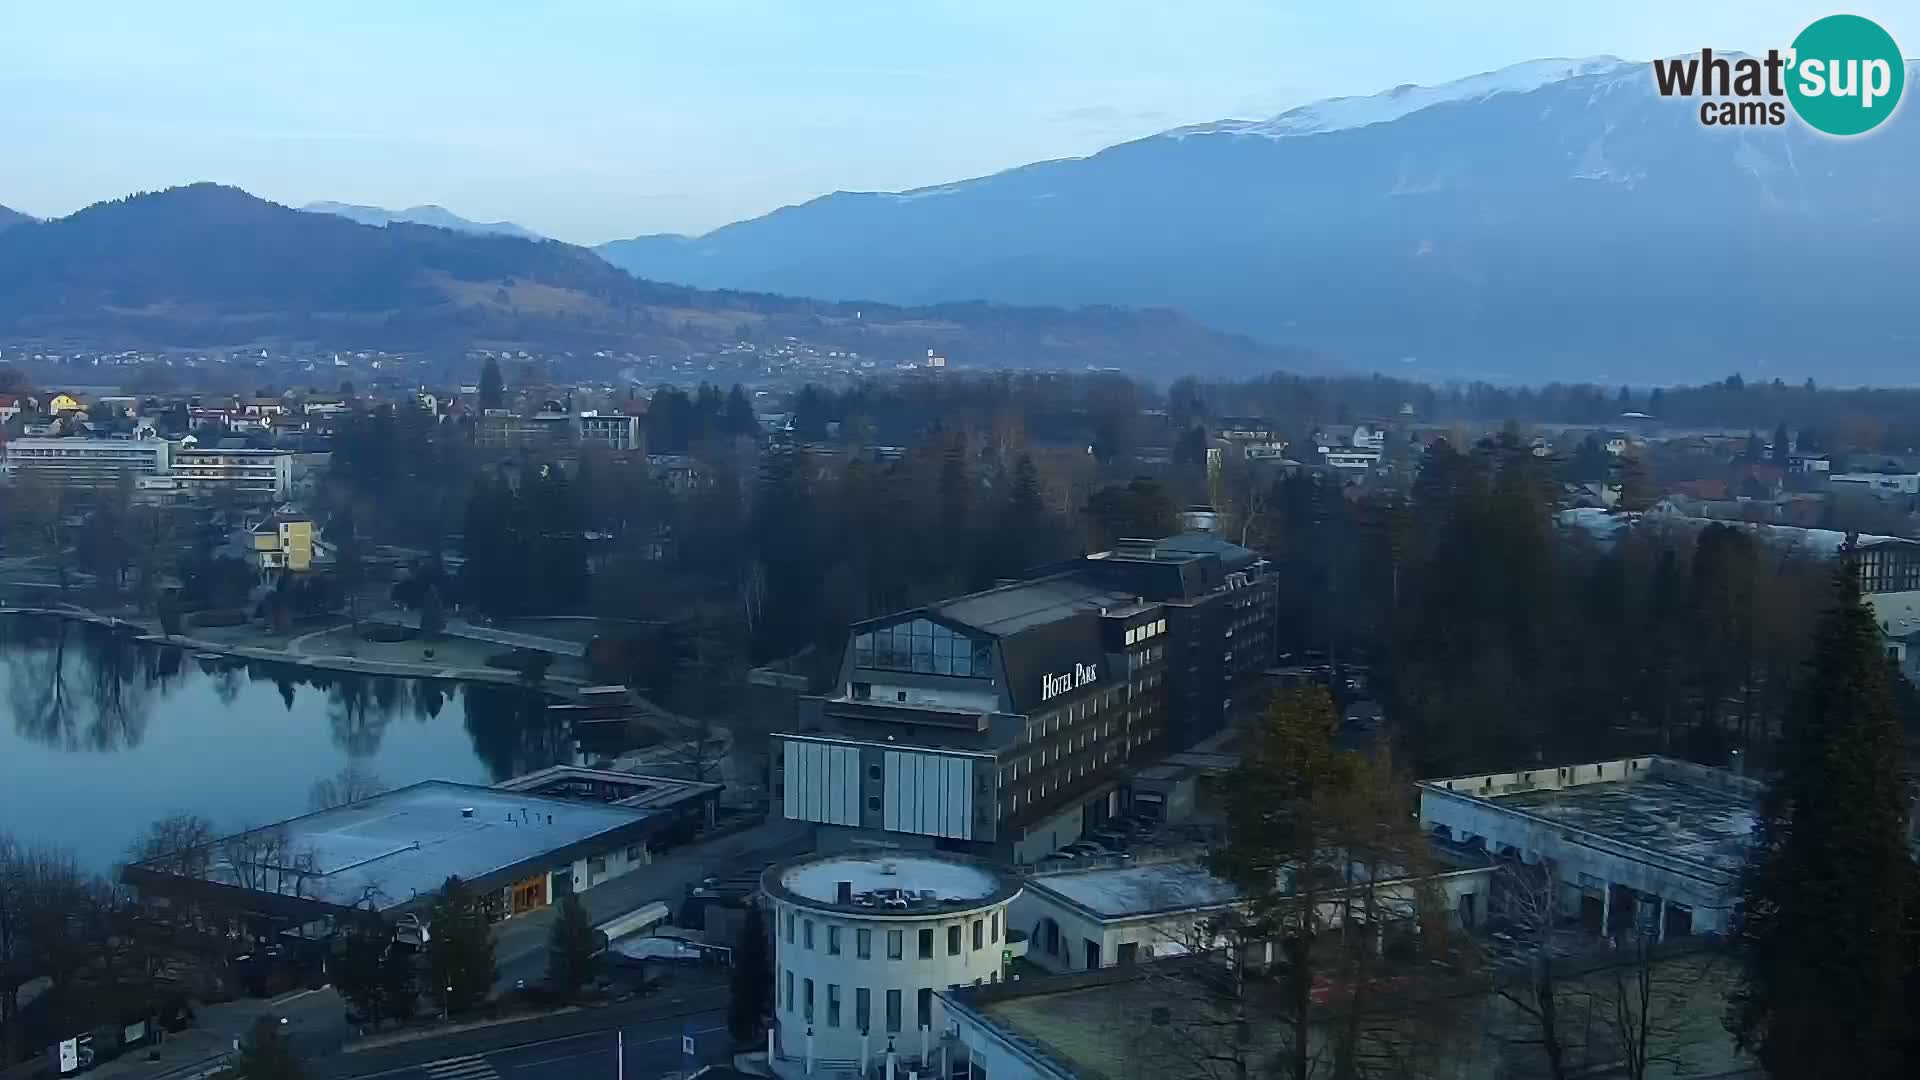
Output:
top-left (0, 605), bottom-right (587, 695)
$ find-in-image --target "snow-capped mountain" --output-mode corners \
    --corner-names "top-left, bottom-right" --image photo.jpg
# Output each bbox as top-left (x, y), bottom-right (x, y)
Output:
top-left (599, 57), bottom-right (1920, 385)
top-left (302, 201), bottom-right (543, 241)
top-left (1166, 57), bottom-right (1634, 140)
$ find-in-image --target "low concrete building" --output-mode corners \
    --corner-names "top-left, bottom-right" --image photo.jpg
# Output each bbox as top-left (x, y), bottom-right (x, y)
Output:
top-left (1417, 756), bottom-right (1759, 938)
top-left (1013, 844), bottom-right (1496, 977)
top-left (122, 779), bottom-right (690, 929)
top-left (1012, 860), bottom-right (1242, 973)
top-left (942, 948), bottom-right (1752, 1080)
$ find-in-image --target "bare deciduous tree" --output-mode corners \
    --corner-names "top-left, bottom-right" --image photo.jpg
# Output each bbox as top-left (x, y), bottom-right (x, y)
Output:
top-left (219, 826), bottom-right (322, 899)
top-left (1489, 859), bottom-right (1580, 1080)
top-left (308, 764), bottom-right (389, 811)
top-left (128, 811), bottom-right (217, 880)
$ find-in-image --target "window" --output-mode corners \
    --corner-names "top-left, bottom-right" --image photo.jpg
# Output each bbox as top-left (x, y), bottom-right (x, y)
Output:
top-left (804, 920), bottom-right (815, 950)
top-left (625, 844), bottom-right (643, 862)
top-left (868, 763), bottom-right (882, 781)
top-left (828, 926), bottom-right (842, 956)
top-left (804, 978), bottom-right (815, 1022)
top-left (991, 913), bottom-right (1000, 943)
top-left (1118, 942), bottom-right (1139, 966)
top-left (888, 929), bottom-right (904, 959)
top-left (886, 989), bottom-right (902, 1033)
top-left (588, 855), bottom-right (607, 875)
top-left (856, 928), bottom-right (872, 959)
top-left (856, 987), bottom-right (871, 1032)
top-left (827, 984), bottom-right (841, 1028)
top-left (785, 913), bottom-right (795, 944)
top-left (919, 928), bottom-right (935, 959)
top-left (948, 925), bottom-right (962, 956)
top-left (867, 796), bottom-right (881, 812)
top-left (785, 970), bottom-right (794, 1012)
top-left (917, 987), bottom-right (933, 1029)
top-left (972, 920), bottom-right (984, 950)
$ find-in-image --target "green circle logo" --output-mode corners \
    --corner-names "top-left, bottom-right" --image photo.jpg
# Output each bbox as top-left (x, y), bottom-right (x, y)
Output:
top-left (1786, 14), bottom-right (1904, 136)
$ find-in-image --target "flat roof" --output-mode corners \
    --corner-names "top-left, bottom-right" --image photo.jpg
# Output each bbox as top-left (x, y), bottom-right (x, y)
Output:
top-left (138, 780), bottom-right (656, 912)
top-left (1027, 861), bottom-right (1242, 920)
top-left (1494, 778), bottom-right (1755, 874)
top-left (930, 575), bottom-right (1140, 638)
top-left (763, 851), bottom-right (1020, 916)
top-left (493, 764), bottom-right (722, 810)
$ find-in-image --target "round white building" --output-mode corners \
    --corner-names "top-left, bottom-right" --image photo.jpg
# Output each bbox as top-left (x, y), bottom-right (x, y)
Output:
top-left (761, 851), bottom-right (1022, 1075)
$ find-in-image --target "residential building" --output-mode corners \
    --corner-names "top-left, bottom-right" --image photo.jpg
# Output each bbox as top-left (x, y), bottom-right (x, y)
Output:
top-left (1417, 756), bottom-right (1759, 938)
top-left (170, 446), bottom-right (296, 501)
top-left (1831, 471), bottom-right (1920, 497)
top-left (646, 453), bottom-right (704, 493)
top-left (475, 409), bottom-right (577, 450)
top-left (761, 851), bottom-right (1024, 1077)
top-left (1, 435), bottom-right (172, 487)
top-left (1320, 446), bottom-right (1383, 471)
top-left (577, 411), bottom-right (643, 452)
top-left (235, 514), bottom-right (315, 576)
top-left (1212, 417), bottom-right (1275, 443)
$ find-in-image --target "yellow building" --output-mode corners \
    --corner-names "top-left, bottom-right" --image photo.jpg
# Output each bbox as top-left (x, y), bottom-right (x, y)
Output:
top-left (47, 392), bottom-right (82, 414)
top-left (239, 515), bottom-right (314, 574)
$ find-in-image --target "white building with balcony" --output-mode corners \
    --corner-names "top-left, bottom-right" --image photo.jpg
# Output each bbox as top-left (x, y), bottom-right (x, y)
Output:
top-left (761, 851), bottom-right (1025, 1078)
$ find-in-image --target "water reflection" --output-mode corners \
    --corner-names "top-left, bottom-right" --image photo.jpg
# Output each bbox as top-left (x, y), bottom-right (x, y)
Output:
top-left (0, 614), bottom-right (573, 869)
top-left (2, 615), bottom-right (565, 771)
top-left (2, 617), bottom-right (170, 753)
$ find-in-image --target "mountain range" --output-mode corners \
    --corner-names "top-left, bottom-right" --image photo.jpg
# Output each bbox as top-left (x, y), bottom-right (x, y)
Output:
top-left (0, 184), bottom-right (1290, 375)
top-left (0, 205), bottom-right (29, 232)
top-left (302, 201), bottom-right (544, 241)
top-left (597, 57), bottom-right (1920, 385)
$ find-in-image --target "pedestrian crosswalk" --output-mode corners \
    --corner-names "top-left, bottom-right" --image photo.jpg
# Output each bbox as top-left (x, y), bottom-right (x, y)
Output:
top-left (421, 1054), bottom-right (499, 1080)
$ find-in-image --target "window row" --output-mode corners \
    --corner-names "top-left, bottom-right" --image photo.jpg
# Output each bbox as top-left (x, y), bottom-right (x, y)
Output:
top-left (852, 619), bottom-right (994, 677)
top-left (780, 973), bottom-right (999, 1031)
top-left (1122, 618), bottom-right (1167, 646)
top-left (782, 912), bottom-right (1001, 957)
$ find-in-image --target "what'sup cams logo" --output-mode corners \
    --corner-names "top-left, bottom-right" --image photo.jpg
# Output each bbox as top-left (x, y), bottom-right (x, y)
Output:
top-left (1653, 14), bottom-right (1904, 136)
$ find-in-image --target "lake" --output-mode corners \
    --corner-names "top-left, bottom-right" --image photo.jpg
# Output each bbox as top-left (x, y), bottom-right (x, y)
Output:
top-left (0, 614), bottom-right (573, 871)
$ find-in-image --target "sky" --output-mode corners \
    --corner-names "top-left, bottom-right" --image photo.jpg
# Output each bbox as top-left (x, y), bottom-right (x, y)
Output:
top-left (3, 1), bottom-right (1914, 244)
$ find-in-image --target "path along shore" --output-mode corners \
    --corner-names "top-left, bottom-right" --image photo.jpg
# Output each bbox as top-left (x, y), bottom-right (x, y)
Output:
top-left (0, 604), bottom-right (588, 694)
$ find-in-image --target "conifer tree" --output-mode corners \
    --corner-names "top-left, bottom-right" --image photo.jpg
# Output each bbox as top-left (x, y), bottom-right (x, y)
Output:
top-left (1728, 566), bottom-right (1913, 1077)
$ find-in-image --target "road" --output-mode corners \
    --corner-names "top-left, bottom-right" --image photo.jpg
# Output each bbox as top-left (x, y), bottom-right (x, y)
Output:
top-left (491, 815), bottom-right (812, 991)
top-left (335, 1010), bottom-right (727, 1080)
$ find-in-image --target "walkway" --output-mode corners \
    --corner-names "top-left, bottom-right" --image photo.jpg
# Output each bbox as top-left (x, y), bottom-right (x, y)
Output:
top-left (367, 612), bottom-right (589, 659)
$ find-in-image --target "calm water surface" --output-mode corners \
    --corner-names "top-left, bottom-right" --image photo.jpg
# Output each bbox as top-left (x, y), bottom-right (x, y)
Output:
top-left (0, 614), bottom-right (572, 870)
